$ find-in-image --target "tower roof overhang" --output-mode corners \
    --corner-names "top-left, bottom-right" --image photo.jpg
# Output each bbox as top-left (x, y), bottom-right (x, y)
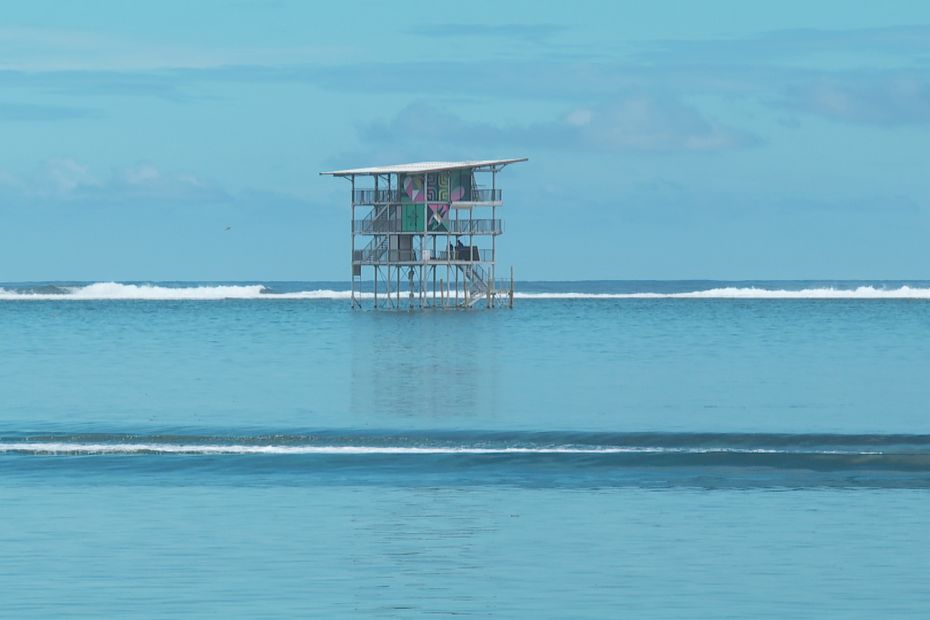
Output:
top-left (320, 158), bottom-right (527, 177)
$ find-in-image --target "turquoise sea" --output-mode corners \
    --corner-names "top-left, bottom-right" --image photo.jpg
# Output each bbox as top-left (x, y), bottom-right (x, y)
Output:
top-left (2, 280), bottom-right (930, 618)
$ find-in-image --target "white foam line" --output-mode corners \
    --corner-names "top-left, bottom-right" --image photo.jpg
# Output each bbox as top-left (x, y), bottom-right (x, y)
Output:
top-left (0, 442), bottom-right (876, 455)
top-left (0, 443), bottom-right (667, 455)
top-left (513, 286), bottom-right (930, 299)
top-left (2, 283), bottom-right (930, 301)
top-left (0, 283), bottom-right (362, 301)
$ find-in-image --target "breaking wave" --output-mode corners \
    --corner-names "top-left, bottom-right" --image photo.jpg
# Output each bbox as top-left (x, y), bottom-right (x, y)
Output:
top-left (5, 431), bottom-right (929, 487)
top-left (0, 429), bottom-right (924, 459)
top-left (512, 286), bottom-right (930, 299)
top-left (0, 282), bottom-right (357, 300)
top-left (3, 282), bottom-right (930, 301)
top-left (0, 442), bottom-right (872, 456)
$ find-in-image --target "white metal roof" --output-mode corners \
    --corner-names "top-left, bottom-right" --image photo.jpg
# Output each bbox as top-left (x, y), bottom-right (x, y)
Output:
top-left (320, 158), bottom-right (527, 176)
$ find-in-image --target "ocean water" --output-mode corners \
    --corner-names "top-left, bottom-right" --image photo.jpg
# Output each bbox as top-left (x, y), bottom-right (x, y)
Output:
top-left (2, 280), bottom-right (930, 618)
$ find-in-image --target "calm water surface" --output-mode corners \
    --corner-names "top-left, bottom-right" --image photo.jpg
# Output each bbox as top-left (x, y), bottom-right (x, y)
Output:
top-left (2, 281), bottom-right (929, 618)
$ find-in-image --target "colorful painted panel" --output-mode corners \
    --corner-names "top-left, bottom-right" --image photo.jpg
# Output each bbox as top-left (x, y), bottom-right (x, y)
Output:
top-left (400, 174), bottom-right (425, 203)
top-left (448, 170), bottom-right (471, 202)
top-left (426, 174), bottom-right (445, 202)
top-left (401, 170), bottom-right (472, 205)
top-left (427, 204), bottom-right (449, 232)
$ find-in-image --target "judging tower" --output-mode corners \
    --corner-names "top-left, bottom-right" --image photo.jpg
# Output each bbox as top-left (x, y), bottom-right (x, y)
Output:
top-left (321, 158), bottom-right (526, 309)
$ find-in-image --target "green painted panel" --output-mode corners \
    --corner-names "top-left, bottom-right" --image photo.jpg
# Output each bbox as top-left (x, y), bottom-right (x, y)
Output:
top-left (402, 204), bottom-right (425, 232)
top-left (448, 170), bottom-right (470, 201)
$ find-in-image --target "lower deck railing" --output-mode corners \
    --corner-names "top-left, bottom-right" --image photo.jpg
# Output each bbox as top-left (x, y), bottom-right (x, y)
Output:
top-left (352, 219), bottom-right (502, 235)
top-left (352, 248), bottom-right (493, 263)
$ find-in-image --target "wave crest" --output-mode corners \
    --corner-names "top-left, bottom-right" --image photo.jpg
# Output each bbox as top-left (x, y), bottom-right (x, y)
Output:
top-left (0, 282), bottom-right (357, 300)
top-left (5, 432), bottom-right (930, 487)
top-left (2, 283), bottom-right (930, 300)
top-left (514, 285), bottom-right (930, 299)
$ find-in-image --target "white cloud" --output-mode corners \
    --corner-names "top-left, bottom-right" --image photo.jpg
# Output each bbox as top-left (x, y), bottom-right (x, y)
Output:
top-left (781, 72), bottom-right (930, 125)
top-left (2, 159), bottom-right (229, 206)
top-left (578, 96), bottom-right (758, 151)
top-left (0, 168), bottom-right (20, 187)
top-left (124, 164), bottom-right (161, 185)
top-left (43, 158), bottom-right (100, 195)
top-left (565, 108), bottom-right (593, 127)
top-left (361, 97), bottom-right (758, 153)
top-left (0, 25), bottom-right (352, 72)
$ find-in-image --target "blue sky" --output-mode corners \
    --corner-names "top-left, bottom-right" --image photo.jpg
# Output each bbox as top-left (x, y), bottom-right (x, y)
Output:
top-left (2, 0), bottom-right (930, 280)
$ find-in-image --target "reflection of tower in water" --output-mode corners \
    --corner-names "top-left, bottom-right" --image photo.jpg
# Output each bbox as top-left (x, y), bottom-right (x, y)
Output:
top-left (349, 312), bottom-right (503, 423)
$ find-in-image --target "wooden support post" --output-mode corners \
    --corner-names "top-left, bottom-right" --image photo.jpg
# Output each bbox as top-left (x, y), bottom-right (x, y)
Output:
top-left (509, 265), bottom-right (514, 309)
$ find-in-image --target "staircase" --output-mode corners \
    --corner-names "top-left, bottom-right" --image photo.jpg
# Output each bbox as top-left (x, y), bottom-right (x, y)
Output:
top-left (355, 235), bottom-right (389, 263)
top-left (358, 204), bottom-right (394, 234)
top-left (458, 262), bottom-right (491, 307)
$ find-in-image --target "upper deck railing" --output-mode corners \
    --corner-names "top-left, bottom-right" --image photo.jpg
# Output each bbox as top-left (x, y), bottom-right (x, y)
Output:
top-left (353, 188), bottom-right (502, 205)
top-left (473, 189), bottom-right (501, 202)
top-left (353, 189), bottom-right (399, 204)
